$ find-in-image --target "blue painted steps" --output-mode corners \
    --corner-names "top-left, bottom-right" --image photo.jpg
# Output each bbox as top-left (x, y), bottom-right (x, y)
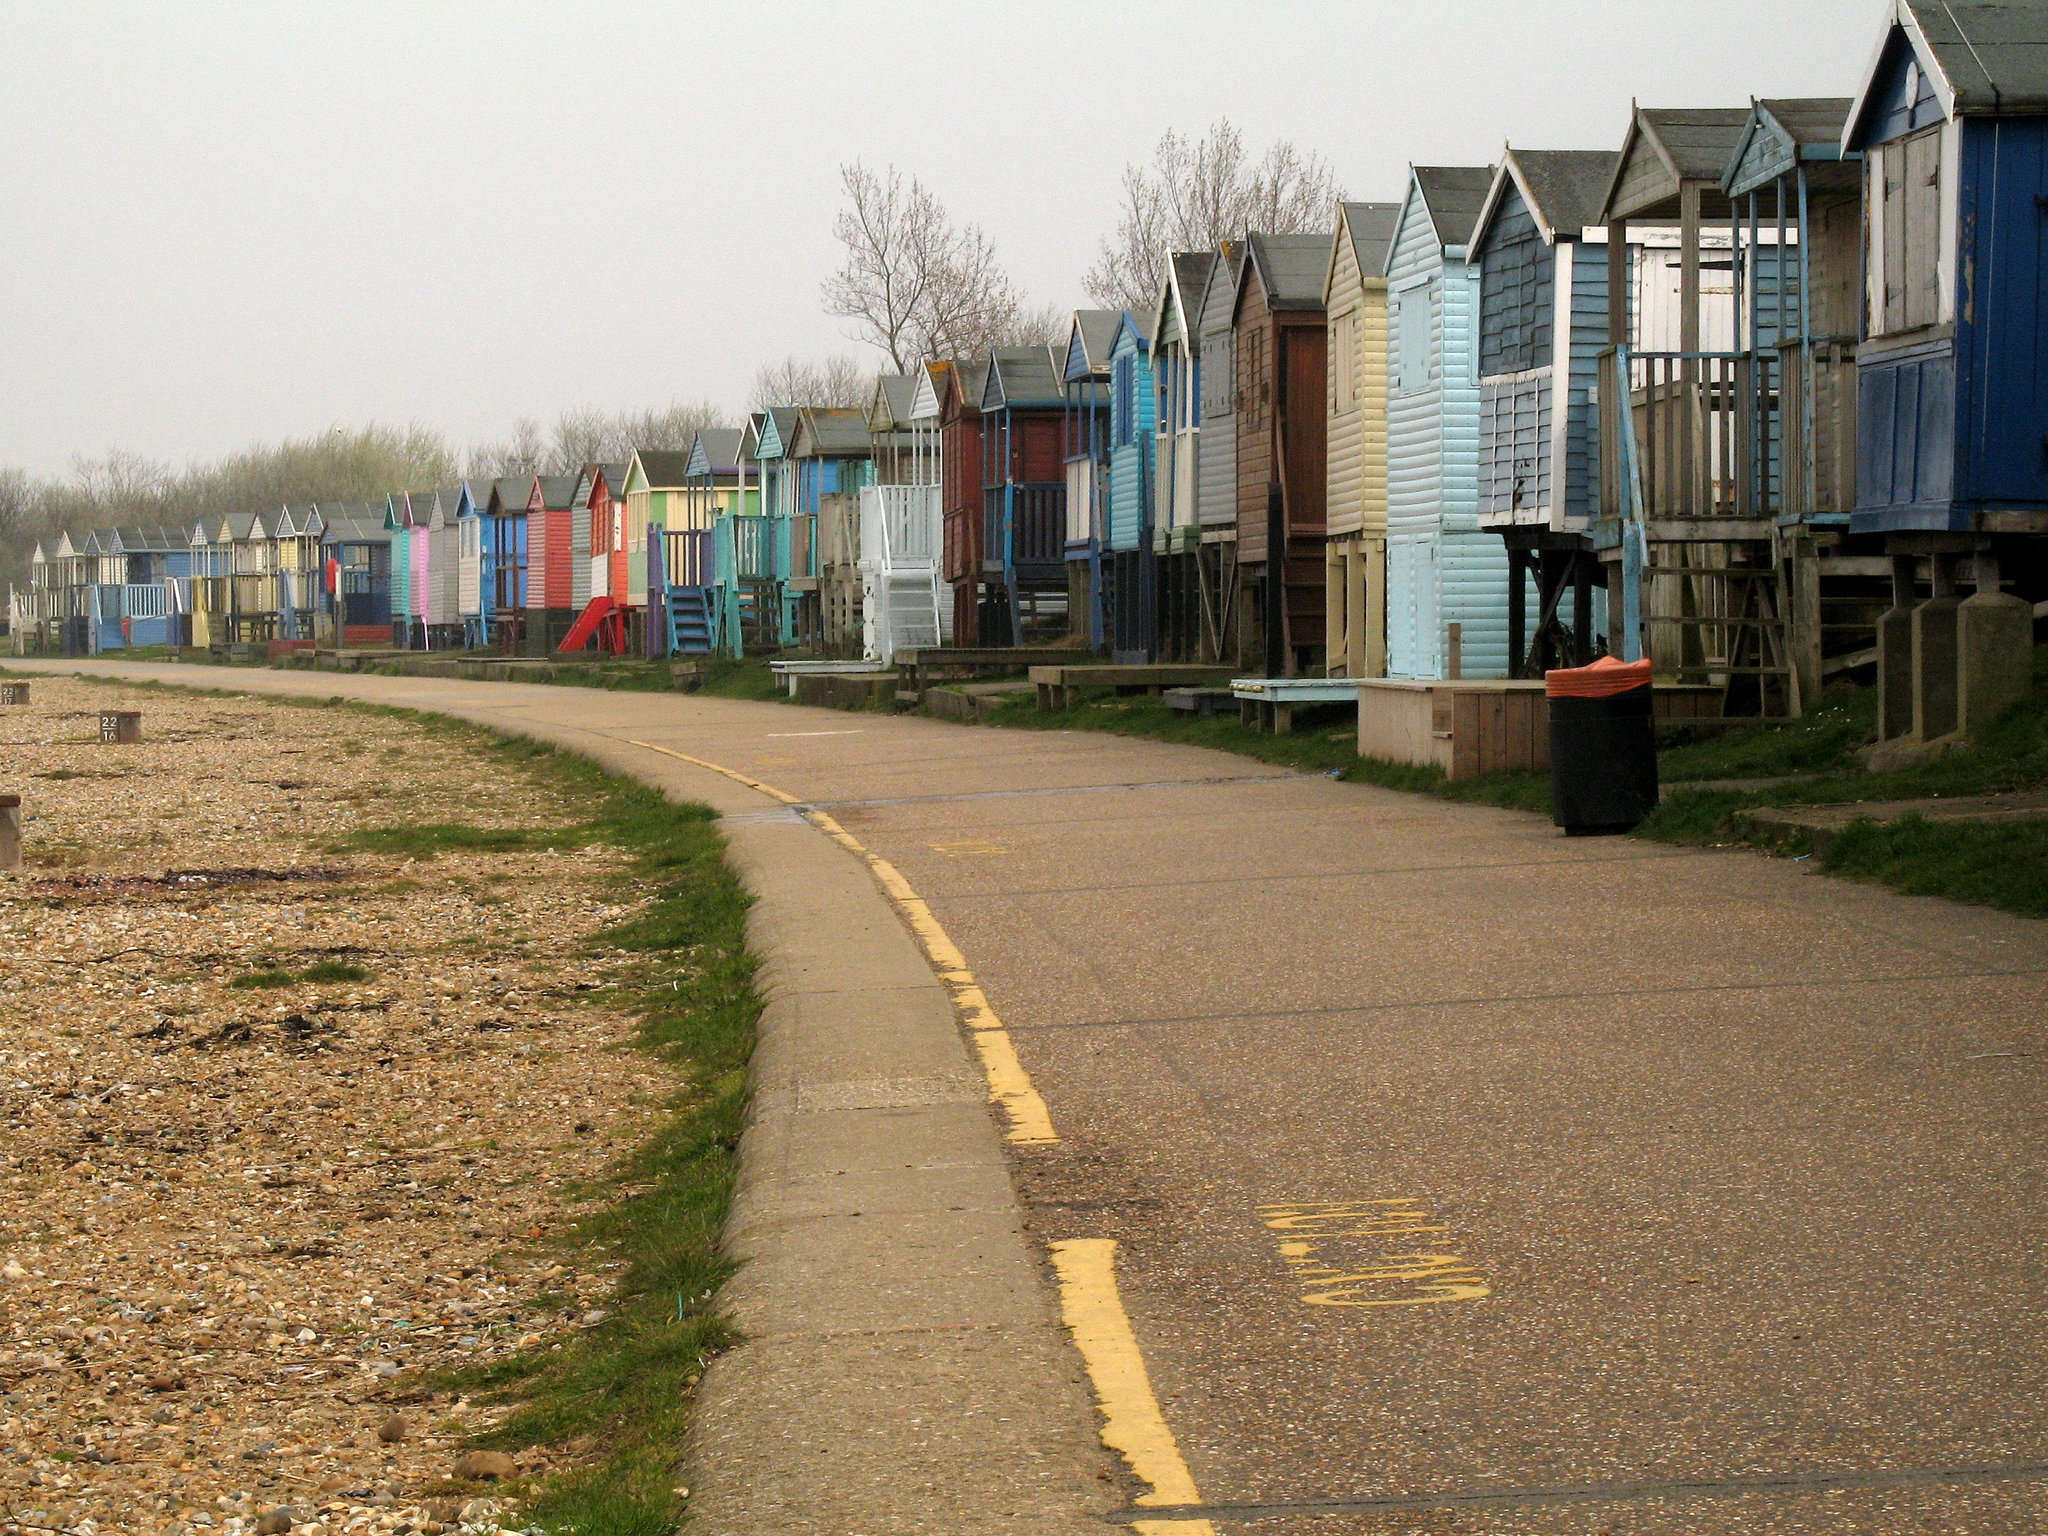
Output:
top-left (666, 586), bottom-right (715, 656)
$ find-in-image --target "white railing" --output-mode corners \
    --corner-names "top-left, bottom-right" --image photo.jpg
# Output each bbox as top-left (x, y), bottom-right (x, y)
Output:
top-left (858, 484), bottom-right (942, 569)
top-left (124, 583), bottom-right (168, 619)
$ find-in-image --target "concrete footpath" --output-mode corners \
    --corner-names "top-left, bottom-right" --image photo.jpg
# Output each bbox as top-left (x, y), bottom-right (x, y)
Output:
top-left (8, 662), bottom-right (1115, 1536)
top-left (17, 659), bottom-right (2048, 1535)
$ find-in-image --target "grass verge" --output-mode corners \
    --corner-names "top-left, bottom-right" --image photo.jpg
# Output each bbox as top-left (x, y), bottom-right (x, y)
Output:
top-left (407, 732), bottom-right (760, 1536)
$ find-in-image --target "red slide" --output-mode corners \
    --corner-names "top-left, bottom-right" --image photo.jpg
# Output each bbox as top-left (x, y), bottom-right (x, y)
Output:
top-left (556, 594), bottom-right (616, 654)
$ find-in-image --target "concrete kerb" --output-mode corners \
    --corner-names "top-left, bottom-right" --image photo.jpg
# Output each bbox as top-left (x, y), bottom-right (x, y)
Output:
top-left (9, 661), bottom-right (1114, 1536)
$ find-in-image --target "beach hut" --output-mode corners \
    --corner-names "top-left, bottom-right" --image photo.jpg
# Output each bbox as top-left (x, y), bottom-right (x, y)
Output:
top-left (740, 407), bottom-right (808, 648)
top-left (1193, 244), bottom-right (1247, 659)
top-left (1234, 230), bottom-right (1335, 675)
top-left (1323, 201), bottom-right (1403, 679)
top-left (1105, 310), bottom-right (1158, 659)
top-left (1718, 98), bottom-right (1872, 705)
top-left (652, 436), bottom-right (738, 657)
top-left (524, 475), bottom-right (578, 654)
top-left (1469, 146), bottom-right (1620, 675)
top-left (481, 478), bottom-right (528, 651)
top-left (981, 346), bottom-right (1069, 644)
top-left (456, 482), bottom-right (490, 647)
top-left (1597, 104), bottom-right (1797, 709)
top-left (937, 359), bottom-right (989, 643)
top-left (1152, 253), bottom-right (1217, 661)
top-left (562, 461), bottom-right (632, 654)
top-left (226, 511), bottom-right (274, 642)
top-left (1844, 0), bottom-right (2048, 743)
top-left (1382, 165), bottom-right (1506, 680)
top-left (791, 408), bottom-right (875, 654)
top-left (318, 504), bottom-right (392, 647)
top-left (860, 372), bottom-right (949, 661)
top-left (1061, 312), bottom-right (1118, 648)
top-left (426, 489), bottom-right (462, 648)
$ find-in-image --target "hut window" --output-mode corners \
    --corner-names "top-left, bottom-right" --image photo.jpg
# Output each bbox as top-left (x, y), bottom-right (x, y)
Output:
top-left (1870, 124), bottom-right (1943, 335)
top-left (1332, 311), bottom-right (1358, 415)
top-left (1396, 285), bottom-right (1431, 396)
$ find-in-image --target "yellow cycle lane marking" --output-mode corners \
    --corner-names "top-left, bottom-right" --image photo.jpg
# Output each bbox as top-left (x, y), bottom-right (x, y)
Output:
top-left (1050, 1239), bottom-right (1216, 1536)
top-left (621, 737), bottom-right (1056, 1146)
top-left (625, 737), bottom-right (1218, 1523)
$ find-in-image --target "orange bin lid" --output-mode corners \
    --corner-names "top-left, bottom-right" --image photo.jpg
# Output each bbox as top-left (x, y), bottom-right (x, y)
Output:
top-left (1545, 655), bottom-right (1654, 699)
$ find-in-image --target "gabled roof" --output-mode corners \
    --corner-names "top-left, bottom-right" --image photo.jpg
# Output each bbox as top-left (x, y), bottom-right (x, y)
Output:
top-left (1328, 201), bottom-right (1402, 296)
top-left (685, 429), bottom-right (743, 479)
top-left (738, 411), bottom-right (765, 460)
top-left (1412, 166), bottom-right (1497, 254)
top-left (485, 477), bottom-right (530, 515)
top-left (1600, 106), bottom-right (1752, 223)
top-left (1198, 241), bottom-right (1246, 338)
top-left (1153, 251), bottom-right (1218, 354)
top-left (224, 511), bottom-right (260, 541)
top-left (592, 461), bottom-right (630, 504)
top-left (1849, 0), bottom-right (2048, 138)
top-left (909, 360), bottom-right (949, 422)
top-left (320, 506), bottom-right (385, 543)
top-left (1471, 147), bottom-right (1619, 251)
top-left (531, 475), bottom-right (579, 512)
top-left (754, 406), bottom-right (801, 461)
top-left (1064, 311), bottom-right (1121, 383)
top-left (790, 407), bottom-right (872, 459)
top-left (981, 346), bottom-right (1065, 411)
top-left (1724, 98), bottom-right (1860, 197)
top-left (1112, 309), bottom-right (1153, 357)
top-left (1239, 230), bottom-right (1334, 317)
top-left (948, 355), bottom-right (993, 421)
top-left (867, 374), bottom-right (919, 433)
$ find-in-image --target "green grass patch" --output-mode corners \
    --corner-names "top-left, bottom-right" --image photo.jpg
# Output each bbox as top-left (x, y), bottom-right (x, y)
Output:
top-left (1822, 814), bottom-right (2048, 918)
top-left (689, 657), bottom-right (786, 702)
top-left (427, 732), bottom-right (758, 1536)
top-left (227, 968), bottom-right (297, 990)
top-left (978, 687), bottom-right (1361, 773)
top-left (228, 959), bottom-right (372, 988)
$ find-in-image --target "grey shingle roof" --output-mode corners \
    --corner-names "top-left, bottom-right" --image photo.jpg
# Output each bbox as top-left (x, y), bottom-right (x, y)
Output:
top-left (792, 408), bottom-right (872, 457)
top-left (1500, 149), bottom-right (1621, 240)
top-left (1912, 0), bottom-right (2048, 112)
top-left (982, 346), bottom-right (1065, 410)
top-left (1337, 201), bottom-right (1402, 282)
top-left (1246, 230), bottom-right (1335, 310)
top-left (1414, 166), bottom-right (1497, 249)
top-left (632, 450), bottom-right (695, 488)
top-left (1070, 311), bottom-right (1121, 374)
top-left (534, 475), bottom-right (579, 510)
top-left (692, 429), bottom-right (744, 475)
top-left (1163, 251), bottom-right (1217, 347)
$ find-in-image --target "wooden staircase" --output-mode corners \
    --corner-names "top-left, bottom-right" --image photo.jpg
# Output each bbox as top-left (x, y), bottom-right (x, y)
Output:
top-left (665, 587), bottom-right (715, 656)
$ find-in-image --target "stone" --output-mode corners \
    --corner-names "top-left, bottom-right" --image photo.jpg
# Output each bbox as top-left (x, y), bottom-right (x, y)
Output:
top-left (377, 1413), bottom-right (409, 1444)
top-left (255, 1508), bottom-right (300, 1533)
top-left (452, 1450), bottom-right (516, 1481)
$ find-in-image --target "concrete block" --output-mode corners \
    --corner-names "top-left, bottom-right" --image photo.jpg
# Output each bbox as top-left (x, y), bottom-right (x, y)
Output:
top-left (0, 683), bottom-right (28, 705)
top-left (0, 794), bottom-right (19, 870)
top-left (98, 710), bottom-right (142, 744)
top-left (1957, 590), bottom-right (2035, 734)
top-left (1875, 603), bottom-right (1915, 741)
top-left (1910, 596), bottom-right (1961, 742)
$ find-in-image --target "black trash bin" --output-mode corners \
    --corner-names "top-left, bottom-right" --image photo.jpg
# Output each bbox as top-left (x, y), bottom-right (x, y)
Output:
top-left (1546, 657), bottom-right (1657, 835)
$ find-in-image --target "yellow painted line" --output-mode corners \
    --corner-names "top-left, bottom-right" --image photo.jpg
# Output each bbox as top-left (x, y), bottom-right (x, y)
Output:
top-left (624, 738), bottom-right (1057, 1146)
top-left (1049, 1238), bottom-right (1215, 1536)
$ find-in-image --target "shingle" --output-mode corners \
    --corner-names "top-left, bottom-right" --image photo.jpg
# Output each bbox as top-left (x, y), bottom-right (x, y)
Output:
top-left (1249, 230), bottom-right (1335, 310)
top-left (1913, 0), bottom-right (2048, 112)
top-left (1414, 166), bottom-right (1497, 248)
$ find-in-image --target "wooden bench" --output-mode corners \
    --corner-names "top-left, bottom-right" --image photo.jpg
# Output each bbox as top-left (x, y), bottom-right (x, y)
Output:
top-left (769, 659), bottom-right (890, 698)
top-left (894, 647), bottom-right (1090, 702)
top-left (1031, 664), bottom-right (1236, 711)
top-left (1232, 677), bottom-right (1362, 733)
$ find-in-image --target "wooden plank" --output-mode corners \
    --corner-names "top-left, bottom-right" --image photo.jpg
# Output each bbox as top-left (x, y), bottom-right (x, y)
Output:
top-left (1451, 692), bottom-right (1481, 781)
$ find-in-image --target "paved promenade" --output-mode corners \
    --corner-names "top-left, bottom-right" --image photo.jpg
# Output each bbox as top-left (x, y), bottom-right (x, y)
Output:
top-left (21, 660), bottom-right (2048, 1534)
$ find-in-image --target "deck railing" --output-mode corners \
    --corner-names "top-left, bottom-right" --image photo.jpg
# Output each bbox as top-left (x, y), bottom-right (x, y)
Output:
top-left (859, 484), bottom-right (941, 568)
top-left (732, 514), bottom-right (774, 581)
top-left (663, 527), bottom-right (715, 588)
top-left (1778, 338), bottom-right (1858, 521)
top-left (985, 483), bottom-right (1066, 569)
top-left (1599, 348), bottom-right (1783, 524)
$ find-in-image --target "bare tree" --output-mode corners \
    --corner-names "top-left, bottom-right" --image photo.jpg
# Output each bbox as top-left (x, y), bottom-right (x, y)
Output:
top-left (749, 355), bottom-right (871, 412)
top-left (1085, 119), bottom-right (1345, 313)
top-left (823, 162), bottom-right (1031, 371)
top-left (464, 418), bottom-right (547, 481)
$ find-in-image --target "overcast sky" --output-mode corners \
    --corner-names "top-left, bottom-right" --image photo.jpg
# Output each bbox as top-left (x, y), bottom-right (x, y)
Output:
top-left (1, 0), bottom-right (1881, 478)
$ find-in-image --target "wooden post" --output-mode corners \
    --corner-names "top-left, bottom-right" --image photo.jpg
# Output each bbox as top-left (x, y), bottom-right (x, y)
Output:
top-left (0, 794), bottom-right (18, 871)
top-left (0, 683), bottom-right (27, 706)
top-left (1679, 180), bottom-right (1703, 520)
top-left (1607, 220), bottom-right (1629, 347)
top-left (1446, 623), bottom-right (1464, 681)
top-left (99, 710), bottom-right (141, 745)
